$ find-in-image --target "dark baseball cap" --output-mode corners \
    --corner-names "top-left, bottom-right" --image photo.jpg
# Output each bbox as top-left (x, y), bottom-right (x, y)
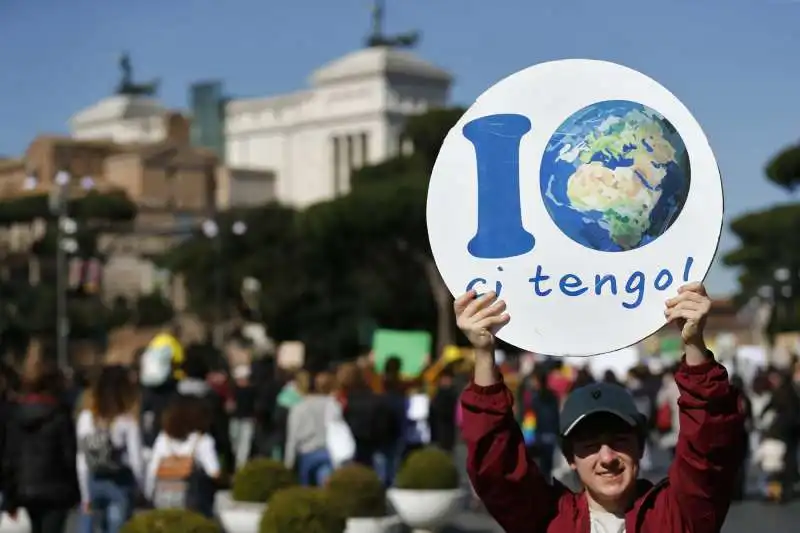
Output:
top-left (559, 382), bottom-right (643, 437)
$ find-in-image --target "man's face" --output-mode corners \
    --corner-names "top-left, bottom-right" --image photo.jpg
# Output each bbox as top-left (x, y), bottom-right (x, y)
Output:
top-left (568, 414), bottom-right (641, 505)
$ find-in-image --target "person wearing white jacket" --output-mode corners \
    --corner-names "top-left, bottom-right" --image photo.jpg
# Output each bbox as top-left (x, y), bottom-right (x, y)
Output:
top-left (76, 366), bottom-right (144, 533)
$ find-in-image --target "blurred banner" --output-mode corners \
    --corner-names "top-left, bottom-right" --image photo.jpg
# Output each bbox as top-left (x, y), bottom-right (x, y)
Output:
top-left (277, 341), bottom-right (305, 370)
top-left (372, 329), bottom-right (432, 377)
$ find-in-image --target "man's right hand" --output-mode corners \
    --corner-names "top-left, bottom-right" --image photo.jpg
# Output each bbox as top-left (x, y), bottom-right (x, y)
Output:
top-left (454, 290), bottom-right (509, 350)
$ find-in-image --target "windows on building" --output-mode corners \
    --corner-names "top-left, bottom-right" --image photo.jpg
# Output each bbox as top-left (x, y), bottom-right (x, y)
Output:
top-left (331, 131), bottom-right (370, 196)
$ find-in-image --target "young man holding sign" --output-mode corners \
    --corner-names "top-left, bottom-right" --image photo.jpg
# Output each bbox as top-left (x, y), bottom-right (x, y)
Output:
top-left (457, 283), bottom-right (744, 533)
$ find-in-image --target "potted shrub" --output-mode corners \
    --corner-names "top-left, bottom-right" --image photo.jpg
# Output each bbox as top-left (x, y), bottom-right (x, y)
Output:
top-left (325, 464), bottom-right (403, 533)
top-left (387, 447), bottom-right (465, 533)
top-left (260, 486), bottom-right (345, 533)
top-left (121, 509), bottom-right (219, 533)
top-left (215, 458), bottom-right (297, 533)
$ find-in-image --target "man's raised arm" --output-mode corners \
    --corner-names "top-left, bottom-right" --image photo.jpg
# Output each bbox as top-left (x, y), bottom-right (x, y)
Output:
top-left (456, 291), bottom-right (562, 533)
top-left (663, 283), bottom-right (746, 533)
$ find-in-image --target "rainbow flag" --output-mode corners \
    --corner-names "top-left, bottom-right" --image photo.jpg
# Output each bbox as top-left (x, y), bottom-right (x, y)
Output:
top-left (521, 410), bottom-right (537, 446)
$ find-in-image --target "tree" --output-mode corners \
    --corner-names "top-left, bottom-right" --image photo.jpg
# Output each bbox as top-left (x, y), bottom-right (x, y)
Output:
top-left (0, 190), bottom-right (137, 347)
top-left (766, 143), bottom-right (800, 191)
top-left (300, 107), bottom-right (467, 358)
top-left (161, 203), bottom-right (306, 343)
top-left (725, 144), bottom-right (800, 333)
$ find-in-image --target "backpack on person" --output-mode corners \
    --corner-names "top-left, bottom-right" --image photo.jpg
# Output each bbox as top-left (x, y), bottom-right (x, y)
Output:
top-left (152, 436), bottom-right (199, 509)
top-left (80, 416), bottom-right (125, 477)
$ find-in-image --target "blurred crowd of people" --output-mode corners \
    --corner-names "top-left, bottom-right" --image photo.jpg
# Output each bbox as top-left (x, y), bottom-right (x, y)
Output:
top-left (0, 324), bottom-right (466, 533)
top-left (0, 322), bottom-right (798, 533)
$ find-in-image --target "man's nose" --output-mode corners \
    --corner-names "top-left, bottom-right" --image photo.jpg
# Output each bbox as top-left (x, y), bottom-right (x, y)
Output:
top-left (598, 444), bottom-right (617, 463)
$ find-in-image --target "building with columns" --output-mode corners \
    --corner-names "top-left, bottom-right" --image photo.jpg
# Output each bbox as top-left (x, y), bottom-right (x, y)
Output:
top-left (223, 45), bottom-right (452, 207)
top-left (67, 46), bottom-right (451, 209)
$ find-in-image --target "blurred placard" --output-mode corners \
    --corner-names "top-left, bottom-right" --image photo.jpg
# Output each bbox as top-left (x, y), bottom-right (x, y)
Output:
top-left (277, 341), bottom-right (305, 370)
top-left (372, 329), bottom-right (432, 377)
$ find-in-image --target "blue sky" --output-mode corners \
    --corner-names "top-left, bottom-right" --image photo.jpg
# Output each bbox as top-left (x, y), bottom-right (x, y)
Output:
top-left (1, 0), bottom-right (799, 296)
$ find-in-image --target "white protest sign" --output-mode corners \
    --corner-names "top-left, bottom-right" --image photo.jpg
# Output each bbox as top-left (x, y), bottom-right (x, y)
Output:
top-left (427, 59), bottom-right (723, 357)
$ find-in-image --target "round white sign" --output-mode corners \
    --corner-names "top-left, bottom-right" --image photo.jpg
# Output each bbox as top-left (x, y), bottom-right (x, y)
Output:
top-left (427, 59), bottom-right (723, 357)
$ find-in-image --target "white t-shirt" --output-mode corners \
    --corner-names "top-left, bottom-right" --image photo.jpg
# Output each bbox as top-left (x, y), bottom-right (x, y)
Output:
top-left (145, 432), bottom-right (219, 499)
top-left (75, 410), bottom-right (145, 503)
top-left (590, 510), bottom-right (625, 533)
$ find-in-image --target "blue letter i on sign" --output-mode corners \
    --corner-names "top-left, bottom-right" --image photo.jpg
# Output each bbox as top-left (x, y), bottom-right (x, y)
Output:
top-left (462, 114), bottom-right (535, 259)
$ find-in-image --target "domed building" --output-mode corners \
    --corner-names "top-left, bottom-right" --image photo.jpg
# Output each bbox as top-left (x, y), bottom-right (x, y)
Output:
top-left (69, 94), bottom-right (168, 145)
top-left (68, 45), bottom-right (452, 209)
top-left (224, 45), bottom-right (452, 206)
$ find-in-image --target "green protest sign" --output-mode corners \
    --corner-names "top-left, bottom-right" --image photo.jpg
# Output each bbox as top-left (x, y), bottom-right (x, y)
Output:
top-left (372, 329), bottom-right (432, 377)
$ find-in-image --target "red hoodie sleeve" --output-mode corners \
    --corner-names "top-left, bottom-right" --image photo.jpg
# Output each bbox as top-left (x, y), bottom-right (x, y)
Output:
top-left (461, 377), bottom-right (562, 533)
top-left (661, 356), bottom-right (745, 533)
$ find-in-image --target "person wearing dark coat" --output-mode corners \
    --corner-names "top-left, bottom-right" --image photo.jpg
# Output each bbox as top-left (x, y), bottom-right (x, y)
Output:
top-left (173, 354), bottom-right (235, 478)
top-left (2, 355), bottom-right (79, 533)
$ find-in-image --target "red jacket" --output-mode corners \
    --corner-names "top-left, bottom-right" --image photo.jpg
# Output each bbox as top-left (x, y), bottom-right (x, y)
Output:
top-left (461, 357), bottom-right (744, 533)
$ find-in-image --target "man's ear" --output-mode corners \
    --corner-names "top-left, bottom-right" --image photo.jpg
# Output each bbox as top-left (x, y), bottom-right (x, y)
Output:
top-left (569, 461), bottom-right (577, 471)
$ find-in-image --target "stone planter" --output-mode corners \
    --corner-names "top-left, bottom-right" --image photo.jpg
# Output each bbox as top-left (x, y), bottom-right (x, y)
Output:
top-left (387, 488), bottom-right (465, 533)
top-left (345, 515), bottom-right (403, 533)
top-left (0, 511), bottom-right (30, 533)
top-left (214, 490), bottom-right (266, 533)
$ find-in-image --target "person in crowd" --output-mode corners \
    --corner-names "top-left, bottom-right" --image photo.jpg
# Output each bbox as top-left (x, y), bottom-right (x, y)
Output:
top-left (456, 282), bottom-right (745, 533)
top-left (377, 357), bottom-right (409, 485)
top-left (760, 370), bottom-right (799, 503)
top-left (206, 366), bottom-right (234, 415)
top-left (63, 367), bottom-right (89, 415)
top-left (2, 354), bottom-right (79, 533)
top-left (602, 369), bottom-right (622, 386)
top-left (140, 322), bottom-right (185, 448)
top-left (547, 360), bottom-right (575, 402)
top-left (429, 368), bottom-right (459, 452)
top-left (729, 374), bottom-right (752, 501)
top-left (515, 368), bottom-right (560, 481)
top-left (250, 366), bottom-right (286, 459)
top-left (173, 353), bottom-right (234, 478)
top-left (569, 367), bottom-right (595, 393)
top-left (627, 366), bottom-right (656, 472)
top-left (145, 395), bottom-right (219, 517)
top-left (338, 363), bottom-right (399, 472)
top-left (230, 363), bottom-right (256, 470)
top-left (356, 352), bottom-right (383, 392)
top-left (76, 365), bottom-right (144, 533)
top-left (403, 384), bottom-right (431, 461)
top-left (0, 361), bottom-right (19, 478)
top-left (263, 369), bottom-right (307, 460)
top-left (655, 364), bottom-right (681, 457)
top-left (284, 372), bottom-right (338, 486)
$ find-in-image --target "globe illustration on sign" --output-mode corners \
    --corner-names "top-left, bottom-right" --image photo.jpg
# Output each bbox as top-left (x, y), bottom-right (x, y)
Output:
top-left (540, 100), bottom-right (691, 252)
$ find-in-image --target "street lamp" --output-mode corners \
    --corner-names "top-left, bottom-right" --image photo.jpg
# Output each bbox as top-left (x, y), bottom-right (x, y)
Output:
top-left (202, 218), bottom-right (247, 348)
top-left (24, 170), bottom-right (94, 370)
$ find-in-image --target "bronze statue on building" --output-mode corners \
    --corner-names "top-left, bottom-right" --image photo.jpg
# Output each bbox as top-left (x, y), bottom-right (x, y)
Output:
top-left (116, 52), bottom-right (160, 97)
top-left (366, 0), bottom-right (420, 49)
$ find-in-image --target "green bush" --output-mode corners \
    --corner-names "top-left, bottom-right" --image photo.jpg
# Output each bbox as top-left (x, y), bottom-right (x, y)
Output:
top-left (121, 509), bottom-right (219, 533)
top-left (232, 458), bottom-right (297, 503)
top-left (395, 447), bottom-right (459, 490)
top-left (260, 487), bottom-right (346, 533)
top-left (325, 464), bottom-right (386, 518)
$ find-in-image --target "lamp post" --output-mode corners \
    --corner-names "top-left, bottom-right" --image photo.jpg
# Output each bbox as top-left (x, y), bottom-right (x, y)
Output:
top-left (25, 171), bottom-right (94, 370)
top-left (201, 218), bottom-right (247, 349)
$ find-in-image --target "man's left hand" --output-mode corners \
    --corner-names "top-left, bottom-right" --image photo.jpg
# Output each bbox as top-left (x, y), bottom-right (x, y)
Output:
top-left (665, 282), bottom-right (711, 345)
